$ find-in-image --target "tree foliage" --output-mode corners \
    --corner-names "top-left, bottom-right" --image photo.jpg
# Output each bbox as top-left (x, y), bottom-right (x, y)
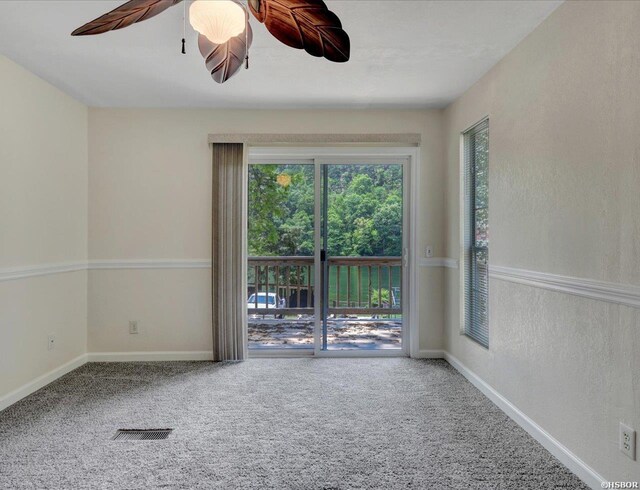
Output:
top-left (248, 164), bottom-right (403, 257)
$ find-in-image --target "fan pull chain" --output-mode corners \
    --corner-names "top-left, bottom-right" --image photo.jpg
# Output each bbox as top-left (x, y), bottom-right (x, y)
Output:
top-left (181, 0), bottom-right (187, 54)
top-left (244, 4), bottom-right (249, 69)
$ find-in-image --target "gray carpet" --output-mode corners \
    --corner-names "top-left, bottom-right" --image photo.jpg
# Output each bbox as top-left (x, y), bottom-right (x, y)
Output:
top-left (0, 359), bottom-right (587, 489)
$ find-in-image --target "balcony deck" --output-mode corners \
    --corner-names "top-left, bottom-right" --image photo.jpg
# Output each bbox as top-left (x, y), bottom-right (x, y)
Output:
top-left (248, 256), bottom-right (402, 349)
top-left (248, 318), bottom-right (402, 350)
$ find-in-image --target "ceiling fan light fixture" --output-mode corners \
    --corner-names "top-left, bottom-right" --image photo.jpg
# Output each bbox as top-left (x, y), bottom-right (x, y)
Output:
top-left (71, 0), bottom-right (351, 85)
top-left (189, 0), bottom-right (246, 45)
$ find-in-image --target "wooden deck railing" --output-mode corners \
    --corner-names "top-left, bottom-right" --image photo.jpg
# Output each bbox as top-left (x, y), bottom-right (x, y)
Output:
top-left (248, 256), bottom-right (402, 317)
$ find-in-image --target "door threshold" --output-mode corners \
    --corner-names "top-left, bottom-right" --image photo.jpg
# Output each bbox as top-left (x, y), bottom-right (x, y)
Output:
top-left (316, 349), bottom-right (407, 358)
top-left (248, 348), bottom-right (408, 359)
top-left (248, 349), bottom-right (314, 358)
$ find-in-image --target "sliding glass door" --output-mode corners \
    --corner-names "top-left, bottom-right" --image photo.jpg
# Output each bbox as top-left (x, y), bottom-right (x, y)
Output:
top-left (321, 163), bottom-right (404, 350)
top-left (247, 162), bottom-right (315, 349)
top-left (247, 157), bottom-right (407, 354)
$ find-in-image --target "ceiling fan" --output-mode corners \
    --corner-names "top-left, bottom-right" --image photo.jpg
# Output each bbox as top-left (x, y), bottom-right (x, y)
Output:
top-left (71, 0), bottom-right (350, 84)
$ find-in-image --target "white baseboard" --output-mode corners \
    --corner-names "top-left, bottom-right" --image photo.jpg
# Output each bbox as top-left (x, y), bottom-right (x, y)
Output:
top-left (443, 352), bottom-right (605, 490)
top-left (413, 349), bottom-right (445, 359)
top-left (0, 354), bottom-right (88, 412)
top-left (86, 351), bottom-right (214, 362)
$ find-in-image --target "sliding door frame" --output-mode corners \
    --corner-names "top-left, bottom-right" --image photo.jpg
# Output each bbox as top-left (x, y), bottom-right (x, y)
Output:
top-left (247, 146), bottom-right (420, 358)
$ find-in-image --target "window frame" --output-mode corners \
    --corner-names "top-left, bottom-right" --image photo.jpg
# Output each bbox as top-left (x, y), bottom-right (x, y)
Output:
top-left (247, 145), bottom-right (419, 358)
top-left (460, 118), bottom-right (490, 348)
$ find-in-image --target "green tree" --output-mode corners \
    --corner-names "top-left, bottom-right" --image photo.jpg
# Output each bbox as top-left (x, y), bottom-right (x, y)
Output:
top-left (248, 164), bottom-right (402, 258)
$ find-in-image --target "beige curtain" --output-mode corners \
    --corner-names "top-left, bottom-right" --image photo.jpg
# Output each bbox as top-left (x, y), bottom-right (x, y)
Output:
top-left (212, 143), bottom-right (247, 361)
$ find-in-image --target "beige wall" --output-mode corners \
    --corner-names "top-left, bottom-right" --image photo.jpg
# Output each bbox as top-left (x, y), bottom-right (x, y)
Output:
top-left (443, 1), bottom-right (640, 482)
top-left (87, 108), bottom-right (445, 353)
top-left (0, 55), bottom-right (88, 398)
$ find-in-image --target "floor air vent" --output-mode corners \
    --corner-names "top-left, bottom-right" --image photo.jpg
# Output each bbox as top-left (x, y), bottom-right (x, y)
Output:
top-left (112, 429), bottom-right (173, 441)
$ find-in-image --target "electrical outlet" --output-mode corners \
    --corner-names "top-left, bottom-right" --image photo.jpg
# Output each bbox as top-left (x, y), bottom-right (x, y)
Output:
top-left (620, 422), bottom-right (636, 460)
top-left (425, 245), bottom-right (434, 258)
top-left (129, 320), bottom-right (139, 335)
top-left (47, 335), bottom-right (56, 351)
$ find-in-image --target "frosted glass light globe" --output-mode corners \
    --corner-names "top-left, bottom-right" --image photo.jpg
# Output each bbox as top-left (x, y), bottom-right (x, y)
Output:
top-left (189, 0), bottom-right (246, 45)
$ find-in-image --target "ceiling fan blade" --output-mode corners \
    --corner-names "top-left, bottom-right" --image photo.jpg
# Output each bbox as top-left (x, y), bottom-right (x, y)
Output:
top-left (71, 0), bottom-right (183, 36)
top-left (248, 0), bottom-right (350, 63)
top-left (198, 26), bottom-right (253, 84)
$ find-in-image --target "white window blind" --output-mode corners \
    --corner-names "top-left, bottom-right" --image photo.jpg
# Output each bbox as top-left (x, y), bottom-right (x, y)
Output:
top-left (463, 119), bottom-right (489, 347)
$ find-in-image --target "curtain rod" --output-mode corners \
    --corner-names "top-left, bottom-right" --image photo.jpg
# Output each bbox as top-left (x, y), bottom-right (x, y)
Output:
top-left (208, 133), bottom-right (421, 146)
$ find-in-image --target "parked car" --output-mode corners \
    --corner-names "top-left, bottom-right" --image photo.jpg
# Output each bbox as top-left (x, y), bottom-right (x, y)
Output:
top-left (247, 292), bottom-right (284, 318)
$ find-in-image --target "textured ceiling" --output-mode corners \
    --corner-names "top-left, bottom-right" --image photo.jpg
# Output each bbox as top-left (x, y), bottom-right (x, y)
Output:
top-left (0, 0), bottom-right (562, 108)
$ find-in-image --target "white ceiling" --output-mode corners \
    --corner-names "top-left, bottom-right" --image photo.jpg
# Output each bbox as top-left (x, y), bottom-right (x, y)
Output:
top-left (0, 0), bottom-right (562, 108)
